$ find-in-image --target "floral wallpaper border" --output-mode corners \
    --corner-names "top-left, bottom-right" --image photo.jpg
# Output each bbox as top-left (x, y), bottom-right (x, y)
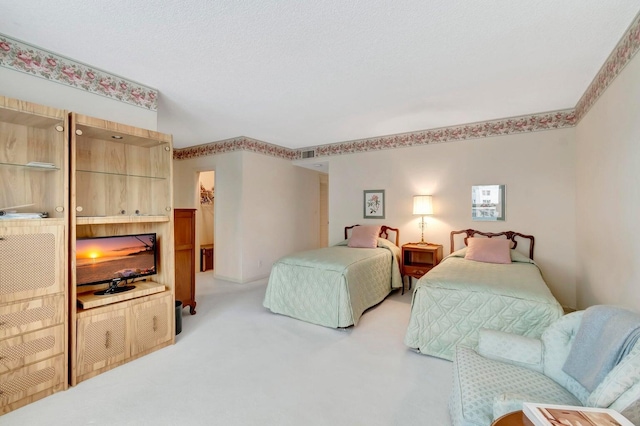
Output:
top-left (574, 12), bottom-right (640, 121)
top-left (173, 136), bottom-right (299, 161)
top-left (0, 33), bottom-right (158, 111)
top-left (306, 109), bottom-right (576, 158)
top-left (174, 109), bottom-right (576, 160)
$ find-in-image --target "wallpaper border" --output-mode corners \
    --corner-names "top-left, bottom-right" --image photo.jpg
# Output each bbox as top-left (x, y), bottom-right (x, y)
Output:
top-left (0, 33), bottom-right (158, 111)
top-left (173, 136), bottom-right (299, 161)
top-left (575, 12), bottom-right (640, 121)
top-left (303, 109), bottom-right (576, 158)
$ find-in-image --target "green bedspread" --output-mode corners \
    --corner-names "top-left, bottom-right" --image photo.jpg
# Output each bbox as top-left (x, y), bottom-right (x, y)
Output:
top-left (263, 238), bottom-right (402, 328)
top-left (404, 249), bottom-right (563, 360)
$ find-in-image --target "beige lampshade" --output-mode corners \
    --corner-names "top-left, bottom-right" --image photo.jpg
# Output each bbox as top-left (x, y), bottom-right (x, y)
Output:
top-left (413, 195), bottom-right (433, 215)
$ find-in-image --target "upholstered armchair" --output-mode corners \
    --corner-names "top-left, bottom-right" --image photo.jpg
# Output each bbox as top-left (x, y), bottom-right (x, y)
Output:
top-left (449, 310), bottom-right (640, 426)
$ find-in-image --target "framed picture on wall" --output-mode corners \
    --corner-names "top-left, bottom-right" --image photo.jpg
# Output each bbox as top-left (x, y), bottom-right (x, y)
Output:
top-left (364, 189), bottom-right (385, 219)
top-left (471, 184), bottom-right (505, 221)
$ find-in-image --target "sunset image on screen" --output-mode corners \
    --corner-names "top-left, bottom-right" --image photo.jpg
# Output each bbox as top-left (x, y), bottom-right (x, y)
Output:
top-left (76, 234), bottom-right (156, 286)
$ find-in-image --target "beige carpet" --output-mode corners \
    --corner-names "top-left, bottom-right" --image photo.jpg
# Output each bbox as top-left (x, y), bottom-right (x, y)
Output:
top-left (3, 272), bottom-right (453, 425)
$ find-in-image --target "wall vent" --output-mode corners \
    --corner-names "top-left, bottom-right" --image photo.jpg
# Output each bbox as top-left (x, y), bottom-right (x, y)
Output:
top-left (301, 150), bottom-right (315, 159)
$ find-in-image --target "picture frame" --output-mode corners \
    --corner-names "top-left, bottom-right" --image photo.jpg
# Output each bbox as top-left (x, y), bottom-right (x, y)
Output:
top-left (363, 189), bottom-right (385, 219)
top-left (471, 185), bottom-right (505, 221)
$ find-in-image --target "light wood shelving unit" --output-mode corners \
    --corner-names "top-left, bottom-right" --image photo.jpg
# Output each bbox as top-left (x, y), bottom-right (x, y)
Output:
top-left (0, 96), bottom-right (69, 414)
top-left (69, 112), bottom-right (175, 386)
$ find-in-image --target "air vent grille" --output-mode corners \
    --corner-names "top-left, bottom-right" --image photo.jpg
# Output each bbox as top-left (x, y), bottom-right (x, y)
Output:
top-left (301, 150), bottom-right (315, 159)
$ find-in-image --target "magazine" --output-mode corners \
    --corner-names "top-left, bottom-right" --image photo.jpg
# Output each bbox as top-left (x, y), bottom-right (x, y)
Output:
top-left (523, 403), bottom-right (634, 426)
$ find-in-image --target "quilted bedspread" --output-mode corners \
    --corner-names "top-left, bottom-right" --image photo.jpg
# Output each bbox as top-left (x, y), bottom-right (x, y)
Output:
top-left (404, 249), bottom-right (563, 361)
top-left (263, 239), bottom-right (402, 328)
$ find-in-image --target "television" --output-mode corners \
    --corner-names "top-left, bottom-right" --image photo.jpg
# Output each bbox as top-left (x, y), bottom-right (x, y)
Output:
top-left (76, 233), bottom-right (157, 294)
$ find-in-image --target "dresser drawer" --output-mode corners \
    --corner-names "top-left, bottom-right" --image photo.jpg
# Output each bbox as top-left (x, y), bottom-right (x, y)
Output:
top-left (0, 324), bottom-right (65, 373)
top-left (0, 353), bottom-right (65, 412)
top-left (403, 265), bottom-right (433, 278)
top-left (0, 294), bottom-right (65, 340)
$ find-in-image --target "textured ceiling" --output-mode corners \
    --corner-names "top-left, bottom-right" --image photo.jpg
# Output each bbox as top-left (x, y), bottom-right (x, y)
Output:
top-left (1, 1), bottom-right (639, 149)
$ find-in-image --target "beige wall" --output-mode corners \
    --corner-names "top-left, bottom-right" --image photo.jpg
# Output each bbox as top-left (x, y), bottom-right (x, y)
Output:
top-left (575, 52), bottom-right (640, 311)
top-left (173, 150), bottom-right (321, 283)
top-left (0, 68), bottom-right (157, 130)
top-left (326, 129), bottom-right (577, 308)
top-left (241, 152), bottom-right (321, 282)
top-left (173, 150), bottom-right (243, 281)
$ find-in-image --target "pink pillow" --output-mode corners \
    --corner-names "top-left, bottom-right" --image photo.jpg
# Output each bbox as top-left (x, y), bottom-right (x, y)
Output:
top-left (464, 237), bottom-right (511, 264)
top-left (348, 225), bottom-right (381, 248)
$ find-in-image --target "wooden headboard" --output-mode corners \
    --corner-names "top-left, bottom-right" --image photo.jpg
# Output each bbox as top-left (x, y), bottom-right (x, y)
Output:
top-left (450, 229), bottom-right (535, 260)
top-left (344, 225), bottom-right (400, 247)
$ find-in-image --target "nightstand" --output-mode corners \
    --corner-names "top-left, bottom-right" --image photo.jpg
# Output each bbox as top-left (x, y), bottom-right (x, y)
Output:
top-left (401, 243), bottom-right (443, 294)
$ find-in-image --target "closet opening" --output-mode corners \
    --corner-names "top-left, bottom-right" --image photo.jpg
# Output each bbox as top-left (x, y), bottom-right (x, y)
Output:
top-left (198, 171), bottom-right (215, 274)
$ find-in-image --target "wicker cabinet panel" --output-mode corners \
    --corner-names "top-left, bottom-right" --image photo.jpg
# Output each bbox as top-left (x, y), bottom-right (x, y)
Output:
top-left (0, 324), bottom-right (65, 373)
top-left (0, 294), bottom-right (65, 340)
top-left (130, 294), bottom-right (172, 356)
top-left (0, 228), bottom-right (65, 304)
top-left (76, 309), bottom-right (128, 377)
top-left (0, 353), bottom-right (65, 413)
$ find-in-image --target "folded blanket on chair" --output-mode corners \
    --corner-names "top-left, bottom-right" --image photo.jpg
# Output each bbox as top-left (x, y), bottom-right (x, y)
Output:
top-left (562, 305), bottom-right (640, 392)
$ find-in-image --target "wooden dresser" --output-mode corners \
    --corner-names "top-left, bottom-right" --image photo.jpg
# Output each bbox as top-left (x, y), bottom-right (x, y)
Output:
top-left (174, 209), bottom-right (197, 315)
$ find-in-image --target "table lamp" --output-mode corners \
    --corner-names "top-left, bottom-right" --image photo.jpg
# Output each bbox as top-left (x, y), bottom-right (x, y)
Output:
top-left (413, 195), bottom-right (433, 244)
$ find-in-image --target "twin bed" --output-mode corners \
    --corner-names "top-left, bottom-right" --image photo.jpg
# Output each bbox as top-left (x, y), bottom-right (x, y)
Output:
top-left (404, 229), bottom-right (564, 360)
top-left (263, 225), bottom-right (402, 328)
top-left (264, 226), bottom-right (563, 362)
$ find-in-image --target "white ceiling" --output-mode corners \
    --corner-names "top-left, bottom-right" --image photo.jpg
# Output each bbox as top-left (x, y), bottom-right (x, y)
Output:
top-left (1, 1), bottom-right (639, 149)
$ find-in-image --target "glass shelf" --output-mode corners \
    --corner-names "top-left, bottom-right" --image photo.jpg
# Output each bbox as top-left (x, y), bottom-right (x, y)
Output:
top-left (76, 169), bottom-right (167, 180)
top-left (0, 161), bottom-right (60, 171)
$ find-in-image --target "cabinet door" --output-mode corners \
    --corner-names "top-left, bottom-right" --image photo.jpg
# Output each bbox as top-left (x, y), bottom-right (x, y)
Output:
top-left (0, 226), bottom-right (65, 304)
top-left (130, 295), bottom-right (172, 356)
top-left (76, 309), bottom-right (128, 377)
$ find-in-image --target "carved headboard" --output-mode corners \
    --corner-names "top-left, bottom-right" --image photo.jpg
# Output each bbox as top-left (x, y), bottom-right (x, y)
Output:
top-left (344, 225), bottom-right (400, 247)
top-left (450, 229), bottom-right (535, 260)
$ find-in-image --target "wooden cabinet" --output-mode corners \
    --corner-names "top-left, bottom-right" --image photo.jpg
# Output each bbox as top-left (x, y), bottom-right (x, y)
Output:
top-left (0, 97), bottom-right (68, 414)
top-left (75, 292), bottom-right (172, 383)
top-left (201, 245), bottom-right (213, 272)
top-left (174, 209), bottom-right (197, 315)
top-left (401, 243), bottom-right (443, 294)
top-left (70, 113), bottom-right (175, 386)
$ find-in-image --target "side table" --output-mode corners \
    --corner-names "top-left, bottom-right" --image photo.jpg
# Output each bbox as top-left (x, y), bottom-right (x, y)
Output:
top-left (401, 243), bottom-right (443, 294)
top-left (491, 410), bottom-right (534, 426)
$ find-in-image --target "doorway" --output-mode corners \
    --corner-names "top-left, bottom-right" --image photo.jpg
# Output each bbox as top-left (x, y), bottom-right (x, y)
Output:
top-left (198, 171), bottom-right (215, 272)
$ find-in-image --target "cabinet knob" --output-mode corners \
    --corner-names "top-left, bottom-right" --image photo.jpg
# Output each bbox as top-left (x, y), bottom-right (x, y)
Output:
top-left (152, 316), bottom-right (158, 332)
top-left (55, 125), bottom-right (64, 132)
top-left (55, 206), bottom-right (64, 212)
top-left (165, 207), bottom-right (171, 212)
top-left (75, 129), bottom-right (83, 136)
top-left (105, 331), bottom-right (111, 349)
top-left (76, 206), bottom-right (83, 212)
